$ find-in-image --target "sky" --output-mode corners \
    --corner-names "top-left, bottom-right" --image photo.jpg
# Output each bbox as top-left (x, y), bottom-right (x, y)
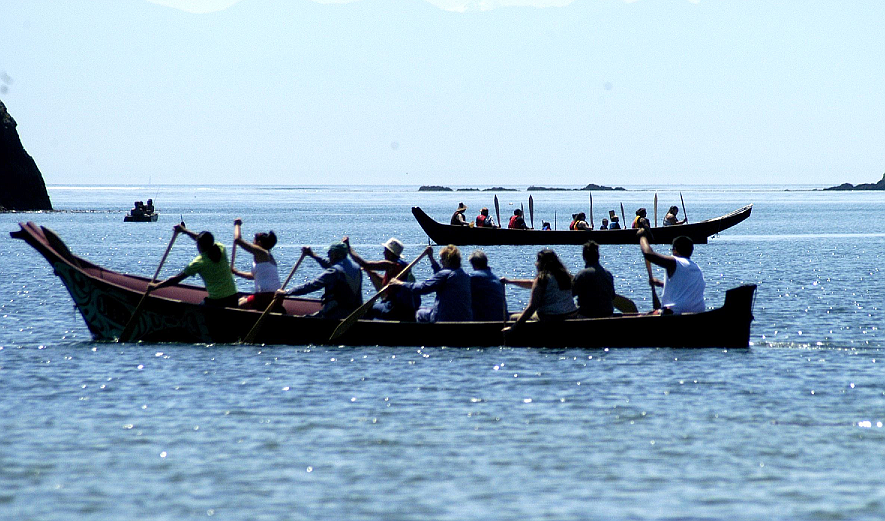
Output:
top-left (1, 0), bottom-right (884, 186)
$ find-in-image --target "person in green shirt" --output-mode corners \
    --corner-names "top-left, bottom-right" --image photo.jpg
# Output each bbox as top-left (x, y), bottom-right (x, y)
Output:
top-left (149, 225), bottom-right (239, 307)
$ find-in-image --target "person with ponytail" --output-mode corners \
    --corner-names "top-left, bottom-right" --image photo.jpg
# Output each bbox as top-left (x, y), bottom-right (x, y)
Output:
top-left (149, 224), bottom-right (239, 307)
top-left (231, 218), bottom-right (282, 310)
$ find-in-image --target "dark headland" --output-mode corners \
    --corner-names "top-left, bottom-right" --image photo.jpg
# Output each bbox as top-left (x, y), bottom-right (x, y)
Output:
top-left (0, 100), bottom-right (52, 211)
top-left (822, 173), bottom-right (885, 191)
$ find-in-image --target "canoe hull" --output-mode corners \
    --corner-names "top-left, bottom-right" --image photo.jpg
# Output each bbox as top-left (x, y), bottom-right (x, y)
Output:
top-left (124, 213), bottom-right (158, 222)
top-left (412, 205), bottom-right (752, 246)
top-left (12, 222), bottom-right (756, 348)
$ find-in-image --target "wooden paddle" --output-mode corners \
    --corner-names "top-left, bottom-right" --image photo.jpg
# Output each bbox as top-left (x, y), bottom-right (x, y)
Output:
top-left (528, 195), bottom-right (534, 229)
top-left (494, 195), bottom-right (501, 228)
top-left (613, 294), bottom-right (638, 314)
top-left (654, 192), bottom-right (658, 228)
top-left (645, 258), bottom-right (662, 310)
top-left (118, 228), bottom-right (181, 342)
top-left (620, 203), bottom-right (627, 230)
top-left (242, 250), bottom-right (308, 344)
top-left (680, 192), bottom-right (688, 223)
top-left (230, 219), bottom-right (241, 270)
top-left (639, 225), bottom-right (662, 310)
top-left (589, 192), bottom-right (594, 229)
top-left (329, 248), bottom-right (429, 341)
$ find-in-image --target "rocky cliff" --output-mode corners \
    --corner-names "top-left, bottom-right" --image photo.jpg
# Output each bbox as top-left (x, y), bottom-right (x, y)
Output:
top-left (1, 100), bottom-right (52, 211)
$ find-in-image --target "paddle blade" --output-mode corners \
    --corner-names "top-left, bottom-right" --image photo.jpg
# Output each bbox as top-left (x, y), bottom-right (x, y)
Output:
top-left (680, 192), bottom-right (688, 223)
top-left (613, 294), bottom-right (637, 314)
top-left (528, 195), bottom-right (534, 229)
top-left (654, 192), bottom-right (658, 227)
top-left (494, 195), bottom-right (500, 227)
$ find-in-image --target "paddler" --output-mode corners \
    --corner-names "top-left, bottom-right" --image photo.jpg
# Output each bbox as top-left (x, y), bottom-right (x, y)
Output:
top-left (451, 202), bottom-right (469, 226)
top-left (637, 228), bottom-right (705, 314)
top-left (662, 205), bottom-right (687, 226)
top-left (632, 208), bottom-right (647, 229)
top-left (149, 225), bottom-right (238, 307)
top-left (275, 241), bottom-right (363, 319)
top-left (343, 236), bottom-right (420, 321)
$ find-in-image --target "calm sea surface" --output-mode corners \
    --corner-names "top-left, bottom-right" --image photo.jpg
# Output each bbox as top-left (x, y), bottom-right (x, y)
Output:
top-left (2, 184), bottom-right (884, 520)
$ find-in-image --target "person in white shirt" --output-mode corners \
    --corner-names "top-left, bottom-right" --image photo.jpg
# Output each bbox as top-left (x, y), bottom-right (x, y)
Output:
top-left (637, 229), bottom-right (705, 314)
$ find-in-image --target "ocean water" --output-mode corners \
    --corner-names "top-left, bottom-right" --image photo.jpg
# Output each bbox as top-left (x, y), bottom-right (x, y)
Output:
top-left (2, 184), bottom-right (884, 520)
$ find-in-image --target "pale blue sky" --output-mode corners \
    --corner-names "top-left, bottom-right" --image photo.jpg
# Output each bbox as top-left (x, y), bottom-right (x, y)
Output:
top-left (1, 0), bottom-right (883, 186)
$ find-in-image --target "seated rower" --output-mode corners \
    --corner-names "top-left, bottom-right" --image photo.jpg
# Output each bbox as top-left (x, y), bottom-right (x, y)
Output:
top-left (389, 245), bottom-right (472, 323)
top-left (662, 206), bottom-right (686, 226)
top-left (608, 214), bottom-right (621, 229)
top-left (541, 221), bottom-right (551, 231)
top-left (468, 250), bottom-right (506, 321)
top-left (150, 226), bottom-right (238, 307)
top-left (502, 249), bottom-right (577, 333)
top-left (600, 218), bottom-right (609, 230)
top-left (572, 241), bottom-right (615, 318)
top-left (475, 207), bottom-right (497, 228)
top-left (637, 229), bottom-right (705, 314)
top-left (276, 242), bottom-right (363, 320)
top-left (231, 218), bottom-right (282, 311)
top-left (344, 236), bottom-right (420, 321)
top-left (573, 212), bottom-right (590, 230)
top-left (508, 209), bottom-right (529, 230)
top-left (451, 202), bottom-right (469, 226)
top-left (632, 208), bottom-right (647, 229)
top-left (144, 198), bottom-right (155, 214)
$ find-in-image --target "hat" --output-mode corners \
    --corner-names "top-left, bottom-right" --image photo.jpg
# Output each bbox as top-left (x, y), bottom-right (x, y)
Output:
top-left (456, 202), bottom-right (467, 212)
top-left (328, 241), bottom-right (347, 256)
top-left (383, 237), bottom-right (404, 258)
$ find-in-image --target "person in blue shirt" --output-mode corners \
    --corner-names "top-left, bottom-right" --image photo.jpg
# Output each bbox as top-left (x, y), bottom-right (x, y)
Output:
top-left (467, 250), bottom-right (506, 322)
top-left (389, 244), bottom-right (472, 323)
top-left (276, 241), bottom-right (362, 319)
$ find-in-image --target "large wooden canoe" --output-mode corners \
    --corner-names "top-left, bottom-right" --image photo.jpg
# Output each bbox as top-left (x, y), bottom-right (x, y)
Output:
top-left (412, 204), bottom-right (752, 245)
top-left (12, 222), bottom-right (756, 348)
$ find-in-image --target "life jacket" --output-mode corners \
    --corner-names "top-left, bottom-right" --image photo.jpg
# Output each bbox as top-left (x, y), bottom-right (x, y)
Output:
top-left (476, 214), bottom-right (491, 227)
top-left (569, 221), bottom-right (577, 231)
top-left (509, 215), bottom-right (519, 229)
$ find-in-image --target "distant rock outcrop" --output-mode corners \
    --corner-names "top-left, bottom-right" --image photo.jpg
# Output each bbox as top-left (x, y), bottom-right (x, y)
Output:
top-left (823, 174), bottom-right (885, 191)
top-left (418, 185), bottom-right (453, 192)
top-left (1, 100), bottom-right (52, 211)
top-left (528, 183), bottom-right (625, 192)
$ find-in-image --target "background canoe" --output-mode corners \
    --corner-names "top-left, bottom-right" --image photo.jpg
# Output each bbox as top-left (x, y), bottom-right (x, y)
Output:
top-left (412, 204), bottom-right (752, 245)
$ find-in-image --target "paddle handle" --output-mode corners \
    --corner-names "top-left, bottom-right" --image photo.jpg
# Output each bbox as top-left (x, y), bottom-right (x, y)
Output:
top-left (242, 250), bottom-right (308, 344)
top-left (644, 258), bottom-right (662, 310)
top-left (329, 248), bottom-right (430, 341)
top-left (589, 192), bottom-right (594, 229)
top-left (119, 230), bottom-right (180, 342)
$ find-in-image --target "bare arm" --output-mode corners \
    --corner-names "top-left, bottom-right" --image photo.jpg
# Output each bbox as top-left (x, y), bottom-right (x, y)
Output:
top-left (506, 276), bottom-right (546, 330)
top-left (149, 271), bottom-right (189, 291)
top-left (638, 229), bottom-right (677, 278)
top-left (501, 278), bottom-right (534, 290)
